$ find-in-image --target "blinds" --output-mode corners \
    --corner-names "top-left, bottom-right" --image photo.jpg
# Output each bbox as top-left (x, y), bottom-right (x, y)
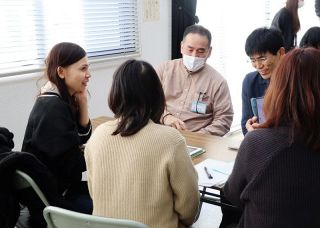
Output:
top-left (0, 0), bottom-right (139, 77)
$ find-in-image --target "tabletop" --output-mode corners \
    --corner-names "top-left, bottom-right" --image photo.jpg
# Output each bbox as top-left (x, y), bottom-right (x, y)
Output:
top-left (91, 116), bottom-right (239, 165)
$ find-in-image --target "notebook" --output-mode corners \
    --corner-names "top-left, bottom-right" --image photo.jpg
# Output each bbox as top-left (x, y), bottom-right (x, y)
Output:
top-left (227, 139), bottom-right (242, 151)
top-left (195, 159), bottom-right (234, 187)
top-left (187, 145), bottom-right (206, 158)
top-left (250, 97), bottom-right (265, 123)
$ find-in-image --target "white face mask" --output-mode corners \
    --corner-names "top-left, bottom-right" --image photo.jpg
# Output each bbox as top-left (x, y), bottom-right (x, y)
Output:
top-left (298, 0), bottom-right (304, 8)
top-left (182, 54), bottom-right (206, 72)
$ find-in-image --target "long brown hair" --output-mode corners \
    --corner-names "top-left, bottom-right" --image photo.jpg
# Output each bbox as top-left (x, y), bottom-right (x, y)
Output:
top-left (263, 48), bottom-right (320, 151)
top-left (45, 42), bottom-right (86, 116)
top-left (286, 0), bottom-right (300, 33)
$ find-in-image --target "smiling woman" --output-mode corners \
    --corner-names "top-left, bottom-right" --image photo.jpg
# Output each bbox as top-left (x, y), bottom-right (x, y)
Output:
top-left (57, 57), bottom-right (90, 97)
top-left (21, 42), bottom-right (93, 226)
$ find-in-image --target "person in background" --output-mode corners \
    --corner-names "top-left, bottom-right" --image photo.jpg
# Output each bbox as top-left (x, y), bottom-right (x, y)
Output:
top-left (0, 127), bottom-right (14, 153)
top-left (22, 42), bottom-right (92, 214)
top-left (299, 26), bottom-right (320, 48)
top-left (315, 0), bottom-right (320, 18)
top-left (156, 25), bottom-right (233, 136)
top-left (224, 48), bottom-right (320, 227)
top-left (241, 27), bottom-right (285, 135)
top-left (85, 59), bottom-right (199, 228)
top-left (271, 0), bottom-right (303, 52)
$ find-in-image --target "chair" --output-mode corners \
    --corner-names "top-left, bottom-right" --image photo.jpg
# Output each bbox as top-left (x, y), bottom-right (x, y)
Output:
top-left (43, 206), bottom-right (148, 228)
top-left (13, 169), bottom-right (50, 207)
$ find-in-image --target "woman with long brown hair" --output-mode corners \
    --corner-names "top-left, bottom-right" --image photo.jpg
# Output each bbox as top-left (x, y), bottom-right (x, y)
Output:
top-left (223, 48), bottom-right (320, 227)
top-left (22, 42), bottom-right (93, 217)
top-left (271, 0), bottom-right (303, 52)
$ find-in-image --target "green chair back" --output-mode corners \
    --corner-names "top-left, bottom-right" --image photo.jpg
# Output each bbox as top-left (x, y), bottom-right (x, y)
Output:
top-left (43, 206), bottom-right (148, 228)
top-left (13, 169), bottom-right (50, 207)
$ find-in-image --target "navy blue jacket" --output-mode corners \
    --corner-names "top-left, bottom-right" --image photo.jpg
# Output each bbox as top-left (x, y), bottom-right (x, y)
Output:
top-left (241, 71), bottom-right (269, 135)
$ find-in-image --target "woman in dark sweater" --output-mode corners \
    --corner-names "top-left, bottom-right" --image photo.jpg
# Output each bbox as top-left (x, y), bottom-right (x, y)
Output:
top-left (224, 48), bottom-right (320, 227)
top-left (271, 0), bottom-right (303, 52)
top-left (22, 42), bottom-right (92, 214)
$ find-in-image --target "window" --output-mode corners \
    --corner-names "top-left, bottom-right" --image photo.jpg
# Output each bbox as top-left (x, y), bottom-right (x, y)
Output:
top-left (197, 0), bottom-right (319, 128)
top-left (0, 0), bottom-right (139, 77)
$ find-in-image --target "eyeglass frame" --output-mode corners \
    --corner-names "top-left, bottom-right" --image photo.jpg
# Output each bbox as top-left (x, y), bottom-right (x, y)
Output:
top-left (248, 55), bottom-right (268, 64)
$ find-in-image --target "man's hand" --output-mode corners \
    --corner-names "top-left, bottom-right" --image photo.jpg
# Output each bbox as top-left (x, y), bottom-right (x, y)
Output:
top-left (163, 114), bottom-right (186, 130)
top-left (245, 116), bottom-right (261, 132)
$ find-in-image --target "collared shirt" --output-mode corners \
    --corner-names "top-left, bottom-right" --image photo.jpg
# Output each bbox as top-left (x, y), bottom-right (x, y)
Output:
top-left (241, 71), bottom-right (269, 135)
top-left (156, 59), bottom-right (233, 136)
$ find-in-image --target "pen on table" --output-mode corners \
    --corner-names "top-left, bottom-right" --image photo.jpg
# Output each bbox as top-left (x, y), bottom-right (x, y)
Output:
top-left (204, 166), bottom-right (213, 179)
top-left (211, 168), bottom-right (230, 175)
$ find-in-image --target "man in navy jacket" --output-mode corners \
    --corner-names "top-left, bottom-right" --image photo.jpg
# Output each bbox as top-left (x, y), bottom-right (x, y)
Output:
top-left (241, 27), bottom-right (285, 135)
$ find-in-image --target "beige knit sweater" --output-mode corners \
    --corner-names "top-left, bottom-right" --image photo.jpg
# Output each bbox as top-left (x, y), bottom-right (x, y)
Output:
top-left (84, 120), bottom-right (199, 228)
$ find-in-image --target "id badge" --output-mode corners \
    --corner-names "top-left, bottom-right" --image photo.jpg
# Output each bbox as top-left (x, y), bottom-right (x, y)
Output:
top-left (191, 101), bottom-right (207, 114)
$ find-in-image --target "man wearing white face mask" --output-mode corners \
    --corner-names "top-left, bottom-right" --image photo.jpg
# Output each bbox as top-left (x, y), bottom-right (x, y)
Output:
top-left (156, 25), bottom-right (233, 136)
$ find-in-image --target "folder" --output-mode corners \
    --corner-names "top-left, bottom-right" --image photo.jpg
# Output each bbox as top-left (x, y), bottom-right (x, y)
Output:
top-left (250, 97), bottom-right (265, 123)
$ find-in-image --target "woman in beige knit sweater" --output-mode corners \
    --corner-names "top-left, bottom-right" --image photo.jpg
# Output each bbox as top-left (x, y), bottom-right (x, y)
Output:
top-left (84, 59), bottom-right (200, 228)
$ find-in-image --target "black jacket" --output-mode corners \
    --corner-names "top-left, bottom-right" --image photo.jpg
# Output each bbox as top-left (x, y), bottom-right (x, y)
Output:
top-left (0, 126), bottom-right (85, 227)
top-left (22, 93), bottom-right (91, 193)
top-left (0, 151), bottom-right (77, 228)
top-left (316, 0), bottom-right (320, 17)
top-left (271, 7), bottom-right (296, 52)
top-left (0, 127), bottom-right (14, 153)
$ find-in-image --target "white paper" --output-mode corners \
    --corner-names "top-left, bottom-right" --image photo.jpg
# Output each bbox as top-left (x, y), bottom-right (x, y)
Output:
top-left (195, 159), bottom-right (234, 187)
top-left (227, 139), bottom-right (242, 150)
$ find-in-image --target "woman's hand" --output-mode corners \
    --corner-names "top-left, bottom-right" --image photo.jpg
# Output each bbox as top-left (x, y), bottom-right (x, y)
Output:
top-left (245, 116), bottom-right (261, 132)
top-left (74, 88), bottom-right (88, 107)
top-left (74, 89), bottom-right (90, 128)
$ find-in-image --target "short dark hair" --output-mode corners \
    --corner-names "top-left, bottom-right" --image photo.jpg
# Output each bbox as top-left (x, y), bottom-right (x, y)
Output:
top-left (108, 59), bottom-right (165, 136)
top-left (263, 48), bottom-right (320, 151)
top-left (245, 27), bottom-right (284, 56)
top-left (299, 26), bottom-right (320, 48)
top-left (45, 42), bottom-right (86, 115)
top-left (182, 25), bottom-right (212, 46)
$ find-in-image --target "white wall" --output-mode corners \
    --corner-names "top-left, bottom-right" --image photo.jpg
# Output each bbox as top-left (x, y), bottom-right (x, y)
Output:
top-left (0, 0), bottom-right (171, 150)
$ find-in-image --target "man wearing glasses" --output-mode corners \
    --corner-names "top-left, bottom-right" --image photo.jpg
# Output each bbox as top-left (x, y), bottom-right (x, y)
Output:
top-left (220, 27), bottom-right (286, 228)
top-left (241, 27), bottom-right (285, 135)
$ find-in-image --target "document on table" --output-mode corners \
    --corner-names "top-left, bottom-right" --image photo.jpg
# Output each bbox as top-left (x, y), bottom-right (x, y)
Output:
top-left (195, 159), bottom-right (234, 187)
top-left (227, 139), bottom-right (242, 150)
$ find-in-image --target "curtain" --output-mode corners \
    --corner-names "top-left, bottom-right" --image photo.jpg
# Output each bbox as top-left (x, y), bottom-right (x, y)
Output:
top-left (171, 0), bottom-right (198, 59)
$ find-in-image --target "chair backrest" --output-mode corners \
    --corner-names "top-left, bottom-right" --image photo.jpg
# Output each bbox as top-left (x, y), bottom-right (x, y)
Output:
top-left (43, 206), bottom-right (148, 228)
top-left (13, 169), bottom-right (50, 207)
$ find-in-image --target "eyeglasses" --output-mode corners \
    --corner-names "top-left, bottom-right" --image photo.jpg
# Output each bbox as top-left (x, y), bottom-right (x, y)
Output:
top-left (249, 56), bottom-right (268, 64)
